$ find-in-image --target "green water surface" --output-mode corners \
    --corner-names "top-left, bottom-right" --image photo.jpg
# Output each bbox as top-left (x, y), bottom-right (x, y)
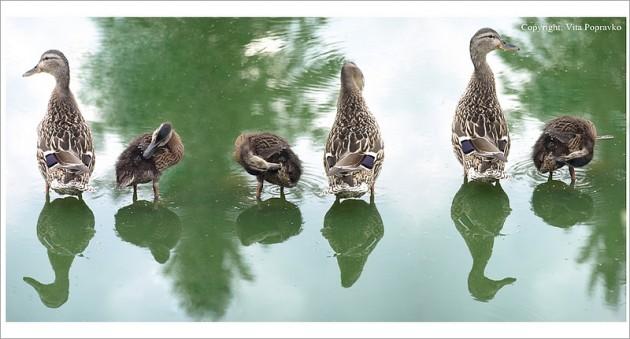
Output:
top-left (4, 17), bottom-right (626, 321)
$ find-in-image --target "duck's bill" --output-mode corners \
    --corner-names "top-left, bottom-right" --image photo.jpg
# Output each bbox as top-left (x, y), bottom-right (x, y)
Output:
top-left (500, 42), bottom-right (519, 52)
top-left (142, 142), bottom-right (158, 159)
top-left (22, 66), bottom-right (40, 77)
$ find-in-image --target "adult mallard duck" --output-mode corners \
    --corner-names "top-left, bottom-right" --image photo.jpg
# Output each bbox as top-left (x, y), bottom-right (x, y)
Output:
top-left (532, 116), bottom-right (597, 182)
top-left (115, 122), bottom-right (184, 201)
top-left (324, 62), bottom-right (384, 199)
top-left (452, 28), bottom-right (518, 181)
top-left (23, 50), bottom-right (95, 196)
top-left (234, 132), bottom-right (302, 200)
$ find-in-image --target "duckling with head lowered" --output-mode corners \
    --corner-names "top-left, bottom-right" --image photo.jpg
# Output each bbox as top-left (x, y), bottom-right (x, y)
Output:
top-left (234, 132), bottom-right (302, 200)
top-left (324, 62), bottom-right (384, 200)
top-left (532, 116), bottom-right (597, 183)
top-left (116, 122), bottom-right (184, 201)
top-left (452, 28), bottom-right (518, 181)
top-left (23, 50), bottom-right (95, 196)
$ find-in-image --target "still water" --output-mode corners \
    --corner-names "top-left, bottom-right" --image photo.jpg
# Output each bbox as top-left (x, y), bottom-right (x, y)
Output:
top-left (4, 17), bottom-right (626, 321)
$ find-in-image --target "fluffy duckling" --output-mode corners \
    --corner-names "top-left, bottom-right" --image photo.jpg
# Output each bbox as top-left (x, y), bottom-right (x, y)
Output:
top-left (23, 50), bottom-right (95, 196)
top-left (532, 116), bottom-right (597, 182)
top-left (116, 122), bottom-right (184, 200)
top-left (234, 132), bottom-right (302, 200)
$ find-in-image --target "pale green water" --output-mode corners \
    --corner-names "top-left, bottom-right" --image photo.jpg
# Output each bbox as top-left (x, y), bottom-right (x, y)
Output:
top-left (4, 17), bottom-right (626, 321)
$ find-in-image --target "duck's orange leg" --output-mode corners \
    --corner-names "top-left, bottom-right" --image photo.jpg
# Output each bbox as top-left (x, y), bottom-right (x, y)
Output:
top-left (256, 176), bottom-right (263, 200)
top-left (152, 180), bottom-right (160, 201)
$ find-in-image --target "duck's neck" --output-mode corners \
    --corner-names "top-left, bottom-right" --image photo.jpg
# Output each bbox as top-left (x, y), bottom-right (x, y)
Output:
top-left (53, 68), bottom-right (71, 94)
top-left (470, 52), bottom-right (496, 92)
top-left (337, 88), bottom-right (367, 120)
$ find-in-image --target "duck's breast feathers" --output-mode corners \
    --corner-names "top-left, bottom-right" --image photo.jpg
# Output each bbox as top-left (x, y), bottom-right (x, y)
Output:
top-left (154, 131), bottom-right (185, 171)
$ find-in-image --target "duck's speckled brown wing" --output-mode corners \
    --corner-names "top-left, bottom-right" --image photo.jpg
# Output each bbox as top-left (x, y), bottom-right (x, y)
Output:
top-left (324, 99), bottom-right (384, 197)
top-left (452, 105), bottom-right (510, 164)
top-left (37, 97), bottom-right (95, 194)
top-left (115, 134), bottom-right (157, 187)
top-left (250, 133), bottom-right (290, 162)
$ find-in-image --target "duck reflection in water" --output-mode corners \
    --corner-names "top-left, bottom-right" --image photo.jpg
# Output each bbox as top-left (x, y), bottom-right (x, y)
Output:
top-left (115, 200), bottom-right (182, 264)
top-left (236, 198), bottom-right (303, 246)
top-left (322, 199), bottom-right (384, 288)
top-left (451, 181), bottom-right (515, 301)
top-left (23, 196), bottom-right (95, 308)
top-left (531, 180), bottom-right (593, 228)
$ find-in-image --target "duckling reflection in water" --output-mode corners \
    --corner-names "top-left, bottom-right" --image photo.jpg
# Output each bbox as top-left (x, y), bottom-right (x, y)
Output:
top-left (114, 200), bottom-right (182, 264)
top-left (532, 116), bottom-right (597, 183)
top-left (531, 180), bottom-right (594, 228)
top-left (23, 197), bottom-right (95, 308)
top-left (116, 122), bottom-right (184, 201)
top-left (233, 132), bottom-right (302, 200)
top-left (236, 198), bottom-right (303, 246)
top-left (451, 181), bottom-right (515, 301)
top-left (322, 199), bottom-right (384, 288)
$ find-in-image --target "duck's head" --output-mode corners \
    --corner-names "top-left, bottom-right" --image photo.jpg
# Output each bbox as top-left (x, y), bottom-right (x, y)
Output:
top-left (23, 50), bottom-right (70, 79)
top-left (143, 122), bottom-right (173, 159)
top-left (340, 61), bottom-right (364, 93)
top-left (470, 28), bottom-right (519, 58)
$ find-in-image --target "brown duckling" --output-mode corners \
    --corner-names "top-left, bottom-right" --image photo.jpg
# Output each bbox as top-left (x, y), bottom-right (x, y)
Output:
top-left (116, 122), bottom-right (184, 200)
top-left (532, 116), bottom-right (597, 182)
top-left (234, 132), bottom-right (302, 200)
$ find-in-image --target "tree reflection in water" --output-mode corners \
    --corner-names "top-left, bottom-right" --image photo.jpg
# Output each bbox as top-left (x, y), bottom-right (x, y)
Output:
top-left (84, 17), bottom-right (343, 319)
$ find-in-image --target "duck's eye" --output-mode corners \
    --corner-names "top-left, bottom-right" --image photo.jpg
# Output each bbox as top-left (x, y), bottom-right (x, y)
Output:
top-left (43, 57), bottom-right (50, 61)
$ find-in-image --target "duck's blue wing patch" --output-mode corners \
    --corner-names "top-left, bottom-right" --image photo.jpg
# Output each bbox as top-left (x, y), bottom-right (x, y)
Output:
top-left (461, 140), bottom-right (475, 154)
top-left (361, 154), bottom-right (375, 169)
top-left (45, 153), bottom-right (58, 168)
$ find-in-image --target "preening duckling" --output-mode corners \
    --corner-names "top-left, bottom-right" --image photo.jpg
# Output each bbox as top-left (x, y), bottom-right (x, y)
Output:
top-left (234, 132), bottom-right (302, 200)
top-left (532, 116), bottom-right (597, 183)
top-left (116, 122), bottom-right (184, 201)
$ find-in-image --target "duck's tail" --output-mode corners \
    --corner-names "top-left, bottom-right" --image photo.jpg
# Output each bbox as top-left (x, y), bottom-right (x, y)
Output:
top-left (465, 157), bottom-right (508, 181)
top-left (50, 179), bottom-right (95, 195)
top-left (326, 174), bottom-right (370, 198)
